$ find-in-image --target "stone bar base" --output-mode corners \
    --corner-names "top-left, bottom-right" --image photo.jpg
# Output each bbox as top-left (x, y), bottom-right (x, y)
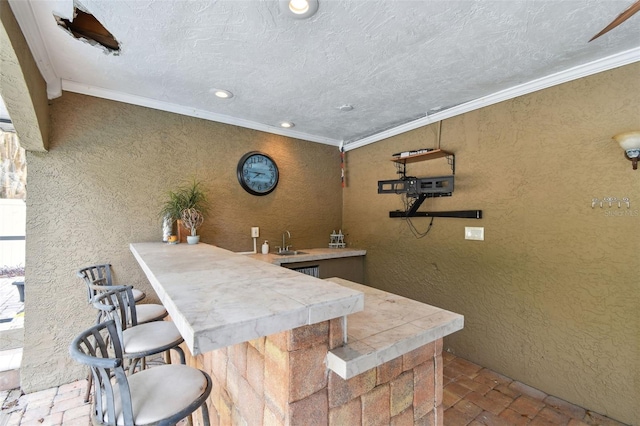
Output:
top-left (177, 319), bottom-right (444, 425)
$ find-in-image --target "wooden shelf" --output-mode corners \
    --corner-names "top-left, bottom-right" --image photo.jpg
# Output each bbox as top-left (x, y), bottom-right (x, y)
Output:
top-left (391, 149), bottom-right (453, 164)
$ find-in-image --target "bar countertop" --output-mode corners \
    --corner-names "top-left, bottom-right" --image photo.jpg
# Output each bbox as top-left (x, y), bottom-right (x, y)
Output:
top-left (130, 242), bottom-right (364, 355)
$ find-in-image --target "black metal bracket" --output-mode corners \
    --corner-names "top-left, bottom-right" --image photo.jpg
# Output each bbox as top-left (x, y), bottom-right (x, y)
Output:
top-left (389, 209), bottom-right (483, 219)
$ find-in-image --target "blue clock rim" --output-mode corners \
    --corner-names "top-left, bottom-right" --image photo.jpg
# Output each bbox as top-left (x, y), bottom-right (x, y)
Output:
top-left (237, 151), bottom-right (279, 196)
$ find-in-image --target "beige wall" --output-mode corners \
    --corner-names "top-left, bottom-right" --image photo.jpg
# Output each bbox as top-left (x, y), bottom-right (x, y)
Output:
top-left (21, 92), bottom-right (343, 391)
top-left (0, 0), bottom-right (48, 152)
top-left (343, 63), bottom-right (640, 425)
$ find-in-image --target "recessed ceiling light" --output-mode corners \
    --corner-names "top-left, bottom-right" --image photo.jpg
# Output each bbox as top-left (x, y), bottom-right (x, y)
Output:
top-left (213, 89), bottom-right (233, 99)
top-left (279, 0), bottom-right (318, 19)
top-left (279, 121), bottom-right (295, 128)
top-left (338, 104), bottom-right (354, 112)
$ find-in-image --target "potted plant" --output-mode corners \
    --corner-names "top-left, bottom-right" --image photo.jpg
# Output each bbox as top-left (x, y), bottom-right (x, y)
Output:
top-left (181, 208), bottom-right (204, 244)
top-left (159, 179), bottom-right (209, 243)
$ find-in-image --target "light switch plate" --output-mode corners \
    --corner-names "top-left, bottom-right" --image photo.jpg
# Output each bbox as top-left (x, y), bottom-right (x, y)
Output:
top-left (251, 227), bottom-right (260, 238)
top-left (465, 227), bottom-right (484, 241)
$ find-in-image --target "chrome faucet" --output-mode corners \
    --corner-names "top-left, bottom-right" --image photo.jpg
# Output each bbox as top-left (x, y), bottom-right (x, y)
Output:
top-left (280, 230), bottom-right (291, 253)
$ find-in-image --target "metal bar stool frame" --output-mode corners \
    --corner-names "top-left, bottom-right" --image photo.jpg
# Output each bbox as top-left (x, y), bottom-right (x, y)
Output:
top-left (70, 319), bottom-right (211, 425)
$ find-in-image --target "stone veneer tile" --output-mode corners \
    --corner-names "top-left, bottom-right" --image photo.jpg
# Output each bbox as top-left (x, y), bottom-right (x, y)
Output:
top-left (390, 370), bottom-right (414, 417)
top-left (268, 330), bottom-right (289, 352)
top-left (402, 341), bottom-right (435, 371)
top-left (217, 387), bottom-right (233, 426)
top-left (414, 408), bottom-right (435, 426)
top-left (265, 337), bottom-right (289, 370)
top-left (264, 339), bottom-right (290, 417)
top-left (328, 369), bottom-right (376, 408)
top-left (413, 361), bottom-right (435, 420)
top-left (264, 394), bottom-right (286, 426)
top-left (361, 383), bottom-right (390, 426)
top-left (288, 321), bottom-right (329, 351)
top-left (289, 344), bottom-right (329, 402)
top-left (238, 375), bottom-right (265, 426)
top-left (434, 354), bottom-right (443, 407)
top-left (249, 336), bottom-right (266, 354)
top-left (228, 341), bottom-right (248, 376)
top-left (329, 396), bottom-right (361, 425)
top-left (329, 317), bottom-right (345, 350)
top-left (225, 361), bottom-right (241, 405)
top-left (263, 403), bottom-right (285, 426)
top-left (390, 407), bottom-right (414, 426)
top-left (377, 356), bottom-right (403, 385)
top-left (289, 389), bottom-right (328, 426)
top-left (246, 344), bottom-right (265, 396)
top-left (211, 348), bottom-right (228, 385)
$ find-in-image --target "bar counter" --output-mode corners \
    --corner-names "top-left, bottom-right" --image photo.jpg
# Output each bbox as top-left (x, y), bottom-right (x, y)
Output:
top-left (131, 242), bottom-right (463, 425)
top-left (130, 242), bottom-right (364, 355)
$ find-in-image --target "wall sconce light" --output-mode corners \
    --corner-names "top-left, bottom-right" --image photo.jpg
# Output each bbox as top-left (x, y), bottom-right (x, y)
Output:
top-left (613, 131), bottom-right (640, 170)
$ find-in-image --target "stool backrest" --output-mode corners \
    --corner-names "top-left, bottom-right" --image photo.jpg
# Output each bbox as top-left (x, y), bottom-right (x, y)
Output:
top-left (77, 264), bottom-right (114, 303)
top-left (92, 286), bottom-right (139, 345)
top-left (69, 319), bottom-right (135, 425)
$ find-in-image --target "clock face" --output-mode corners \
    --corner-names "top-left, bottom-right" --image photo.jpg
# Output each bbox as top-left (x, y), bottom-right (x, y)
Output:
top-left (237, 151), bottom-right (279, 196)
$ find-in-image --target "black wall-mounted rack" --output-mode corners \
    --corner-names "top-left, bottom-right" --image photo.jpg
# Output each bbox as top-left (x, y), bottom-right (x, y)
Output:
top-left (379, 149), bottom-right (482, 219)
top-left (389, 209), bottom-right (483, 219)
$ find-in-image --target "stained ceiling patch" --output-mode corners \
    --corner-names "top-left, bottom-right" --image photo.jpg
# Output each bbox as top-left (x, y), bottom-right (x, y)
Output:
top-left (55, 7), bottom-right (120, 54)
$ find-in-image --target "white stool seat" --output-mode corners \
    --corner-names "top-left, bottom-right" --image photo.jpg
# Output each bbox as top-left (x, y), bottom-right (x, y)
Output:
top-left (122, 321), bottom-right (183, 355)
top-left (107, 364), bottom-right (209, 425)
top-left (70, 319), bottom-right (211, 425)
top-left (135, 304), bottom-right (167, 323)
top-left (131, 288), bottom-right (145, 302)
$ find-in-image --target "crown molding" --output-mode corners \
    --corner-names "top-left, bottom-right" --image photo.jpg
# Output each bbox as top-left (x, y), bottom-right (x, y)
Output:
top-left (344, 47), bottom-right (640, 152)
top-left (8, 0), bottom-right (61, 99)
top-left (61, 80), bottom-right (341, 146)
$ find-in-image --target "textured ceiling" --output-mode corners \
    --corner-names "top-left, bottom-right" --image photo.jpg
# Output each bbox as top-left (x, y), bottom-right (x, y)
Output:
top-left (8, 0), bottom-right (640, 148)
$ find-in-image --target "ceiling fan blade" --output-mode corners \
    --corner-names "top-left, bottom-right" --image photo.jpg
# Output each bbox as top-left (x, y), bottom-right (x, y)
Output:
top-left (589, 0), bottom-right (640, 42)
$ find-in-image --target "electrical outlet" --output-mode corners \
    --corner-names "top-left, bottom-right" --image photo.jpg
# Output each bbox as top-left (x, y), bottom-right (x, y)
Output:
top-left (251, 227), bottom-right (260, 238)
top-left (465, 227), bottom-right (484, 241)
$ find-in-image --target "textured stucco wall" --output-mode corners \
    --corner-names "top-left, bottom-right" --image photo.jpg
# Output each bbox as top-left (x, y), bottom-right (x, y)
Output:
top-left (22, 92), bottom-right (342, 392)
top-left (0, 0), bottom-right (48, 151)
top-left (343, 63), bottom-right (639, 425)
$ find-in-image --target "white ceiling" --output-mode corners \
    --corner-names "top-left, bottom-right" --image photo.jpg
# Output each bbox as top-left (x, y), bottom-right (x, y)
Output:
top-left (8, 0), bottom-right (640, 150)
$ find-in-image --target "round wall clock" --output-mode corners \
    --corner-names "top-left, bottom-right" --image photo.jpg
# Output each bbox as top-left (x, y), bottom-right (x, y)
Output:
top-left (237, 151), bottom-right (279, 196)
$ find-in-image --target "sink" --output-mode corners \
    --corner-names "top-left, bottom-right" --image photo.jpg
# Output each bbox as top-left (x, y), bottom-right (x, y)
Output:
top-left (275, 250), bottom-right (307, 256)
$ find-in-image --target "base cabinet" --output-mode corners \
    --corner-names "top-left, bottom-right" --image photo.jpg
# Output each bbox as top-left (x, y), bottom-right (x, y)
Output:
top-left (281, 256), bottom-right (364, 283)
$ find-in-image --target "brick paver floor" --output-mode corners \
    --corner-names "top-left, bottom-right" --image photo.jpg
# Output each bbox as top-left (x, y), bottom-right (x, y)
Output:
top-left (0, 342), bottom-right (630, 425)
top-left (442, 352), bottom-right (629, 426)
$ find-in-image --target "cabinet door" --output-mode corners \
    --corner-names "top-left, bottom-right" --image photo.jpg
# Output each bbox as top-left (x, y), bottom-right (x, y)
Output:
top-left (283, 257), bottom-right (364, 283)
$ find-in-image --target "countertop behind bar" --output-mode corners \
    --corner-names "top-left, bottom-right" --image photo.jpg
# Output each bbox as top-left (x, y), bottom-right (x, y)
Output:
top-left (130, 242), bottom-right (364, 355)
top-left (248, 247), bottom-right (366, 265)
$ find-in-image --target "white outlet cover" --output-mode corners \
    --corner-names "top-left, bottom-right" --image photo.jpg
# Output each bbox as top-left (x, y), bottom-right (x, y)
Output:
top-left (251, 227), bottom-right (260, 238)
top-left (465, 227), bottom-right (484, 241)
